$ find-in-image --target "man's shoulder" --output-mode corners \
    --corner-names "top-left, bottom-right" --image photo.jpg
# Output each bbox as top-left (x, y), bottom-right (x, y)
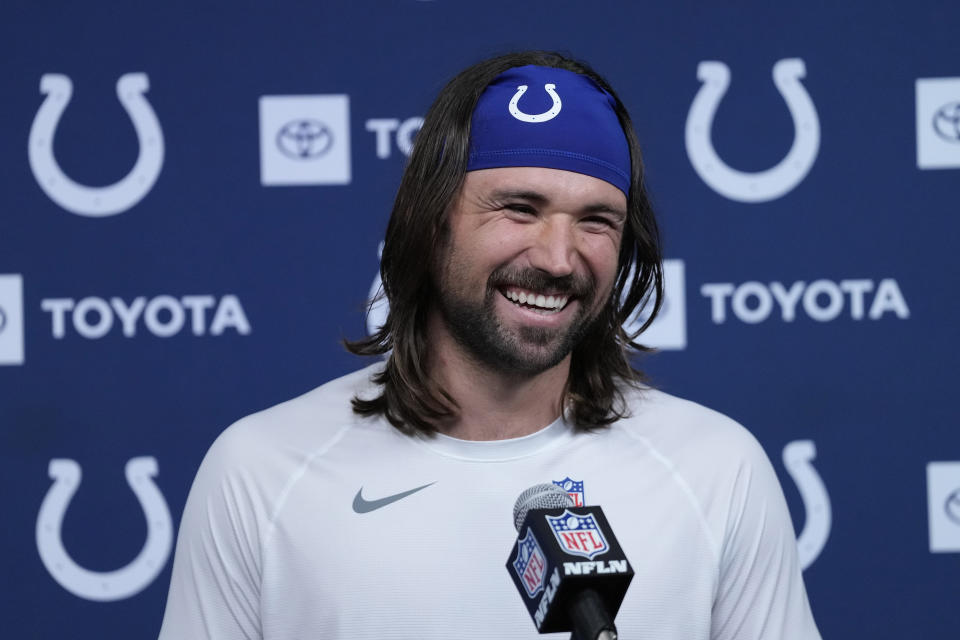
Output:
top-left (616, 386), bottom-right (769, 467)
top-left (613, 387), bottom-right (787, 532)
top-left (239, 362), bottom-right (380, 427)
top-left (622, 386), bottom-right (743, 430)
top-left (174, 364), bottom-right (387, 537)
top-left (205, 363), bottom-right (384, 467)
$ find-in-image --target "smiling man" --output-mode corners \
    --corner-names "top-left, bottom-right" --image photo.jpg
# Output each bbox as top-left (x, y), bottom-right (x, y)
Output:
top-left (159, 52), bottom-right (821, 639)
top-left (438, 168), bottom-right (622, 371)
top-left (425, 166), bottom-right (627, 440)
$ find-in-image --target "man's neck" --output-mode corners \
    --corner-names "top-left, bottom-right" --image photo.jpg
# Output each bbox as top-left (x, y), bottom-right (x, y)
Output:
top-left (426, 316), bottom-right (570, 441)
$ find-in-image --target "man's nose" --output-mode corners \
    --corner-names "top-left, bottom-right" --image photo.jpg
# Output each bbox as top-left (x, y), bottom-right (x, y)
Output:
top-left (527, 218), bottom-right (576, 277)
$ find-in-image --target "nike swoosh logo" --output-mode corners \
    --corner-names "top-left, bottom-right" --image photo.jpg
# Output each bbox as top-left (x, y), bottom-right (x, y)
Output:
top-left (352, 482), bottom-right (436, 513)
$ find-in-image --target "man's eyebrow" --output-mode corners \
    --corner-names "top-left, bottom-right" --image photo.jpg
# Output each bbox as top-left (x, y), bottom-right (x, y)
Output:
top-left (583, 202), bottom-right (627, 220)
top-left (488, 188), bottom-right (627, 219)
top-left (488, 188), bottom-right (549, 204)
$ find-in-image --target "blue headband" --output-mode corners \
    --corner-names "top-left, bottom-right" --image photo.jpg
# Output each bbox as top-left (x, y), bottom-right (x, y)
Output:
top-left (466, 65), bottom-right (631, 196)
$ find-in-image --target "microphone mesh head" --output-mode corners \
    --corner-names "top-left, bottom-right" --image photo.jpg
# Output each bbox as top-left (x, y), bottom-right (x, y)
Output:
top-left (513, 483), bottom-right (574, 531)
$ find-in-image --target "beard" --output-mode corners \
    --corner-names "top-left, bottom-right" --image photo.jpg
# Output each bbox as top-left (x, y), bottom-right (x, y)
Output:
top-left (435, 264), bottom-right (602, 377)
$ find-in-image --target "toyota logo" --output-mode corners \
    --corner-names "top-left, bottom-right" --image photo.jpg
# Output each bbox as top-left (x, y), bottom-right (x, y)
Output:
top-left (946, 489), bottom-right (960, 525)
top-left (933, 102), bottom-right (960, 143)
top-left (276, 119), bottom-right (334, 159)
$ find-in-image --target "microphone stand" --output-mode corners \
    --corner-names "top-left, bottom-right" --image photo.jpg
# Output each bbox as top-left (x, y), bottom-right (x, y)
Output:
top-left (568, 589), bottom-right (618, 640)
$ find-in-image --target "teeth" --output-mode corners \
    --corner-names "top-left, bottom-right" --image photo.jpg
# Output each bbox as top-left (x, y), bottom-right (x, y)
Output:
top-left (502, 288), bottom-right (570, 311)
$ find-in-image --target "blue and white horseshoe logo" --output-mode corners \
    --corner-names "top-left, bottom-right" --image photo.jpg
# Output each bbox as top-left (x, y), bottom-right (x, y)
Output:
top-left (35, 457), bottom-right (173, 601)
top-left (508, 84), bottom-right (562, 123)
top-left (782, 440), bottom-right (831, 570)
top-left (28, 73), bottom-right (165, 217)
top-left (685, 59), bottom-right (820, 203)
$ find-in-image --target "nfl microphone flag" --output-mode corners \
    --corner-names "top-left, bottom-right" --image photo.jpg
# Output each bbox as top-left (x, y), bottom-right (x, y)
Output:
top-left (507, 505), bottom-right (634, 634)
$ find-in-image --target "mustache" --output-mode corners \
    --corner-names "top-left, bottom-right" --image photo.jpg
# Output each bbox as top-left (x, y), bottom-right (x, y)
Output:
top-left (488, 266), bottom-right (595, 297)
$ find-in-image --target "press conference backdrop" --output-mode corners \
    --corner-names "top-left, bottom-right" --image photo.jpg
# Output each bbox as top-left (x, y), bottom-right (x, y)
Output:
top-left (1, 1), bottom-right (957, 637)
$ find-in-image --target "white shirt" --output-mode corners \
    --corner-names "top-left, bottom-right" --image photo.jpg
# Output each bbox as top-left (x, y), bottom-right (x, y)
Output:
top-left (159, 364), bottom-right (821, 639)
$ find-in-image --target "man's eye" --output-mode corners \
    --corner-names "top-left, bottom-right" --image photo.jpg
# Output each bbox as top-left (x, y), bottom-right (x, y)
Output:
top-left (505, 204), bottom-right (536, 214)
top-left (584, 216), bottom-right (615, 228)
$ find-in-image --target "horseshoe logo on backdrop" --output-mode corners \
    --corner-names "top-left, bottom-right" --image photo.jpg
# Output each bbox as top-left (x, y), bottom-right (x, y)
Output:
top-left (685, 59), bottom-right (820, 203)
top-left (35, 457), bottom-right (173, 601)
top-left (782, 440), bottom-right (831, 570)
top-left (28, 73), bottom-right (165, 217)
top-left (509, 84), bottom-right (562, 123)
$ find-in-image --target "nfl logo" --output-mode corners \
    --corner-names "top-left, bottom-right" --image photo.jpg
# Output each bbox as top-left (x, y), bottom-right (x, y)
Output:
top-left (512, 529), bottom-right (548, 597)
top-left (546, 510), bottom-right (610, 560)
top-left (553, 477), bottom-right (585, 506)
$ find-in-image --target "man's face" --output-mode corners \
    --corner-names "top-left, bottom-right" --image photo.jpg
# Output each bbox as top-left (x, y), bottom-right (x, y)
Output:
top-left (432, 166), bottom-right (626, 376)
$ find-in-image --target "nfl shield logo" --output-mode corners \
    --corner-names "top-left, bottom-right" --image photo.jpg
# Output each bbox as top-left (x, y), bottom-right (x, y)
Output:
top-left (512, 528), bottom-right (548, 597)
top-left (546, 510), bottom-right (610, 560)
top-left (553, 477), bottom-right (585, 506)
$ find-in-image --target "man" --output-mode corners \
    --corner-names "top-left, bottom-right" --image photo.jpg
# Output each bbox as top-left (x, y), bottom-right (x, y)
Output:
top-left (159, 51), bottom-right (821, 639)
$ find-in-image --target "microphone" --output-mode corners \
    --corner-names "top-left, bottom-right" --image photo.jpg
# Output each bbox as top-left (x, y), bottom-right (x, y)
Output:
top-left (506, 484), bottom-right (634, 640)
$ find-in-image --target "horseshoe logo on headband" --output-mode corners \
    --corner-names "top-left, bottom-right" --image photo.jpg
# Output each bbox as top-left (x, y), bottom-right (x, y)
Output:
top-left (36, 457), bottom-right (173, 601)
top-left (28, 73), bottom-right (165, 217)
top-left (685, 59), bottom-right (820, 203)
top-left (782, 440), bottom-right (831, 570)
top-left (509, 84), bottom-right (562, 123)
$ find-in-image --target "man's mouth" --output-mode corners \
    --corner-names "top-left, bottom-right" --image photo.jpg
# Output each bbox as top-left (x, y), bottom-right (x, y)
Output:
top-left (499, 286), bottom-right (571, 315)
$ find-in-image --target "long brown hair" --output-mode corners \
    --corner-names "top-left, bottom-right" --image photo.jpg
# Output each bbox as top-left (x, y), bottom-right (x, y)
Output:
top-left (345, 51), bottom-right (663, 435)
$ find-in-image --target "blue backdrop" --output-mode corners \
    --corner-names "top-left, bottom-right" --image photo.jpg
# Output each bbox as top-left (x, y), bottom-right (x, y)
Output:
top-left (2, 1), bottom-right (958, 637)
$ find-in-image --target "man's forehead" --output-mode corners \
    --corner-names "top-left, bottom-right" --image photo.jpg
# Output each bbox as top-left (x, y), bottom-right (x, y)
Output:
top-left (465, 167), bottom-right (627, 212)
